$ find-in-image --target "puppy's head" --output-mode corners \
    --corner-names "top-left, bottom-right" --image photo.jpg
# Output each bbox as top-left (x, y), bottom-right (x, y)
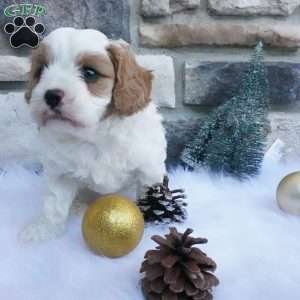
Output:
top-left (26, 28), bottom-right (153, 130)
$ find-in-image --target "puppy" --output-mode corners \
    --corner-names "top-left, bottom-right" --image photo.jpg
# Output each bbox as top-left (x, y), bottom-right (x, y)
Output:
top-left (20, 28), bottom-right (166, 242)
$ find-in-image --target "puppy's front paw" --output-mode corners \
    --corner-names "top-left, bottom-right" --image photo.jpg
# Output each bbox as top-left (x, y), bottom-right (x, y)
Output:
top-left (19, 218), bottom-right (65, 243)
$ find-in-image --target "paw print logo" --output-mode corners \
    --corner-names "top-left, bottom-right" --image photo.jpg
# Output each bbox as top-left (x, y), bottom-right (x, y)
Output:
top-left (4, 16), bottom-right (45, 48)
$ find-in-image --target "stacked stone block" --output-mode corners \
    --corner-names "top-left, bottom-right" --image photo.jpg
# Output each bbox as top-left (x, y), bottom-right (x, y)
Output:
top-left (0, 0), bottom-right (300, 164)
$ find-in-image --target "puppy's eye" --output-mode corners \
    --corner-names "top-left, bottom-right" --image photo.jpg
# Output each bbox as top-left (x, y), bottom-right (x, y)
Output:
top-left (81, 67), bottom-right (99, 82)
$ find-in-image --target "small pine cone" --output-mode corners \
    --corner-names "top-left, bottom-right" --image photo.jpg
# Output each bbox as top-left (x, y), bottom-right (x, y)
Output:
top-left (140, 228), bottom-right (219, 300)
top-left (137, 176), bottom-right (187, 224)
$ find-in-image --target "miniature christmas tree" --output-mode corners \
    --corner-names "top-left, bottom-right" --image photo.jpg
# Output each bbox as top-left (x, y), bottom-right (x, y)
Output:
top-left (140, 227), bottom-right (219, 300)
top-left (181, 42), bottom-right (270, 179)
top-left (137, 176), bottom-right (187, 224)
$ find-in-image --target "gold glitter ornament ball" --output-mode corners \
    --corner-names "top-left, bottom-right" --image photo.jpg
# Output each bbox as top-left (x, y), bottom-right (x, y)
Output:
top-left (277, 171), bottom-right (300, 216)
top-left (82, 194), bottom-right (144, 258)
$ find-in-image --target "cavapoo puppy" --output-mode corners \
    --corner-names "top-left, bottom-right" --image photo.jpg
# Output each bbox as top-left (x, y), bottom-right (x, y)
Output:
top-left (20, 28), bottom-right (166, 242)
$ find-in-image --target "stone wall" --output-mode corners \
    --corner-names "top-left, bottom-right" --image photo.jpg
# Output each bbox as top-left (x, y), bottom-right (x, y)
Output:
top-left (1, 0), bottom-right (300, 164)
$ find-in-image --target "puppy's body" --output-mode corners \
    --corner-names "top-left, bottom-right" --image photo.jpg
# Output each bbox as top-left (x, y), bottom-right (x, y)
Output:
top-left (40, 103), bottom-right (165, 194)
top-left (21, 28), bottom-right (166, 241)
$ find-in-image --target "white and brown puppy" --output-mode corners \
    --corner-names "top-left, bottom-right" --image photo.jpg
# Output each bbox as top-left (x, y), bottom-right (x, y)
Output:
top-left (20, 28), bottom-right (166, 242)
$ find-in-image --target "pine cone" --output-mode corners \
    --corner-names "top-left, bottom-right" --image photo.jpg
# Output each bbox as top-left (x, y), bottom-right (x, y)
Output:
top-left (137, 176), bottom-right (187, 224)
top-left (140, 228), bottom-right (219, 300)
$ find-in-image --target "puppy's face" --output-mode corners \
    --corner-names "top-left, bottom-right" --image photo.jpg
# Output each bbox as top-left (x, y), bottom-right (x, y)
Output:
top-left (26, 28), bottom-right (153, 130)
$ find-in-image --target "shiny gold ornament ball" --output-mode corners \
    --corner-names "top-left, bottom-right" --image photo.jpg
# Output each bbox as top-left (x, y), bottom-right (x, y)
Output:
top-left (277, 171), bottom-right (300, 216)
top-left (82, 194), bottom-right (144, 258)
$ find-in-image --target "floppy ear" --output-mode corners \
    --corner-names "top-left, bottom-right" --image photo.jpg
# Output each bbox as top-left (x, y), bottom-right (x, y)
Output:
top-left (25, 60), bottom-right (36, 104)
top-left (25, 44), bottom-right (49, 104)
top-left (106, 41), bottom-right (153, 116)
top-left (25, 55), bottom-right (35, 103)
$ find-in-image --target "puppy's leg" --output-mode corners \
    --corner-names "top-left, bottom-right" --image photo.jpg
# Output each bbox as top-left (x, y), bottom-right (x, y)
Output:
top-left (19, 176), bottom-right (78, 242)
top-left (70, 188), bottom-right (99, 215)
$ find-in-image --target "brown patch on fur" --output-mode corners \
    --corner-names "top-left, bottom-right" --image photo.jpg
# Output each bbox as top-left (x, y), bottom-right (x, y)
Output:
top-left (106, 42), bottom-right (153, 116)
top-left (77, 53), bottom-right (115, 98)
top-left (25, 43), bottom-right (50, 103)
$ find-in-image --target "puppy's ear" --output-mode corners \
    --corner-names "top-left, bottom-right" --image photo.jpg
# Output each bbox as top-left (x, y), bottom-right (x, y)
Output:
top-left (25, 44), bottom-right (49, 104)
top-left (25, 61), bottom-right (35, 104)
top-left (25, 49), bottom-right (39, 104)
top-left (25, 57), bottom-right (34, 103)
top-left (106, 41), bottom-right (153, 116)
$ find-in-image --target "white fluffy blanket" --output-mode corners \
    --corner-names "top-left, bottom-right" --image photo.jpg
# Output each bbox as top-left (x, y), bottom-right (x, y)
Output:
top-left (0, 159), bottom-right (300, 300)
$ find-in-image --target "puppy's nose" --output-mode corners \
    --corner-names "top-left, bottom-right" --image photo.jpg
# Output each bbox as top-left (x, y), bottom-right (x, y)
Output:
top-left (44, 89), bottom-right (64, 109)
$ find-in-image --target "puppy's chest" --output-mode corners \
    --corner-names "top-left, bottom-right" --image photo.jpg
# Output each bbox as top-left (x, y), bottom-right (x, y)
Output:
top-left (41, 137), bottom-right (134, 191)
